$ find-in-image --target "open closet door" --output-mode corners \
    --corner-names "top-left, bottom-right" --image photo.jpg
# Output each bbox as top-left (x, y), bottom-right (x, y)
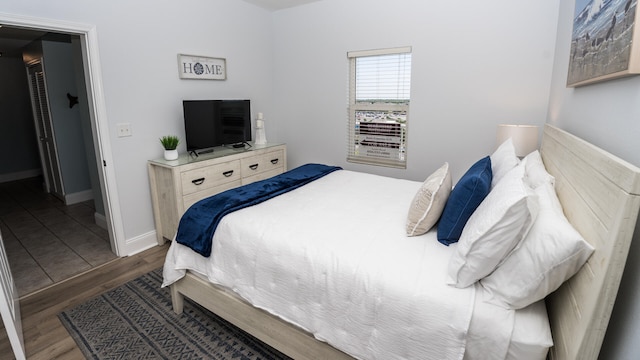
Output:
top-left (26, 60), bottom-right (64, 200)
top-left (0, 230), bottom-right (26, 360)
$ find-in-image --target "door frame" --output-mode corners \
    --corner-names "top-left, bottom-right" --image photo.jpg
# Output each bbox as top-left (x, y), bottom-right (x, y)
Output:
top-left (0, 230), bottom-right (25, 360)
top-left (0, 12), bottom-right (124, 256)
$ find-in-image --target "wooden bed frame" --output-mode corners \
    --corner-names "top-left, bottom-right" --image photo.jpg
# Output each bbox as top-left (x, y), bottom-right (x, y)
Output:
top-left (169, 124), bottom-right (640, 360)
top-left (541, 125), bottom-right (640, 359)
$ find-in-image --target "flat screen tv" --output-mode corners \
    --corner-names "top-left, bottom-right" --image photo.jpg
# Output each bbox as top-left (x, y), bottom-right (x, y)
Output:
top-left (183, 99), bottom-right (251, 153)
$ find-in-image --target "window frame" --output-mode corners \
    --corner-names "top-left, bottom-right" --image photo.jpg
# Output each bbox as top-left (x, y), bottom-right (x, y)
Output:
top-left (347, 46), bottom-right (412, 169)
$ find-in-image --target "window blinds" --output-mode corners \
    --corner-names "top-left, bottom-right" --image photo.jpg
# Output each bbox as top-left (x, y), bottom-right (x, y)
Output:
top-left (347, 47), bottom-right (411, 168)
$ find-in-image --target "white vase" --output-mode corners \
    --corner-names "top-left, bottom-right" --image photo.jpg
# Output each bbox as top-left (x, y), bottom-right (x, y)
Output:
top-left (164, 149), bottom-right (178, 161)
top-left (255, 117), bottom-right (267, 145)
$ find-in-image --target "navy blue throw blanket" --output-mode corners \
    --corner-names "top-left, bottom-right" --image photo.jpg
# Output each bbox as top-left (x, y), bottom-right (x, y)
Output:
top-left (176, 163), bottom-right (342, 257)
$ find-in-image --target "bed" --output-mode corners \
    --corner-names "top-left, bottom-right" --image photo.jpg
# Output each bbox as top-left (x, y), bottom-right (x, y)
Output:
top-left (161, 124), bottom-right (640, 359)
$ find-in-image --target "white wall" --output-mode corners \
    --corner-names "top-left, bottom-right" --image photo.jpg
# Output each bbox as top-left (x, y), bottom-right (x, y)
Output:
top-left (41, 40), bottom-right (92, 195)
top-left (549, 3), bottom-right (640, 166)
top-left (549, 1), bottom-right (640, 358)
top-left (271, 0), bottom-right (560, 182)
top-left (2, 0), bottom-right (274, 249)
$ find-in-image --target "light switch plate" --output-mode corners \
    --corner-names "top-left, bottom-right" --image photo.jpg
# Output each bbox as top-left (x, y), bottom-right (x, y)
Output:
top-left (117, 123), bottom-right (132, 137)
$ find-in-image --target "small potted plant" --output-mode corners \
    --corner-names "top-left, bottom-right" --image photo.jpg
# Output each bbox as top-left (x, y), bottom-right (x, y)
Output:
top-left (160, 135), bottom-right (180, 160)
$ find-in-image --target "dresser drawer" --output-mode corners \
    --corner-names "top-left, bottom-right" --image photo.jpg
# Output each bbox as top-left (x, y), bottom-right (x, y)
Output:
top-left (181, 160), bottom-right (241, 196)
top-left (242, 167), bottom-right (284, 185)
top-left (240, 150), bottom-right (284, 178)
top-left (182, 179), bottom-right (242, 210)
top-left (149, 143), bottom-right (286, 244)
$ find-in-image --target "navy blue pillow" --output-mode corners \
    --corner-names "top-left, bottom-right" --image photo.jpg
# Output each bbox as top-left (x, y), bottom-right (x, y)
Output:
top-left (437, 156), bottom-right (492, 246)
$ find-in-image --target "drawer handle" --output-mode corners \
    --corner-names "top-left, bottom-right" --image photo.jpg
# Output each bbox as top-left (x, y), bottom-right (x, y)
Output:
top-left (191, 178), bottom-right (205, 185)
top-left (222, 170), bottom-right (234, 177)
top-left (270, 158), bottom-right (279, 165)
top-left (249, 164), bottom-right (259, 170)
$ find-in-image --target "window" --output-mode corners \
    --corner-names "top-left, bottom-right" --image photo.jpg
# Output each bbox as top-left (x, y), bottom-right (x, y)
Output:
top-left (347, 46), bottom-right (412, 168)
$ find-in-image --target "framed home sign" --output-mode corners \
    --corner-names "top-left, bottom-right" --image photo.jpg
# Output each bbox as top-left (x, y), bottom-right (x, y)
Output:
top-left (567, 0), bottom-right (640, 87)
top-left (178, 54), bottom-right (226, 80)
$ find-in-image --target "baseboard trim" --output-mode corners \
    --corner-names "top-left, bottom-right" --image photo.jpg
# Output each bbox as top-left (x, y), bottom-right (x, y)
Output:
top-left (94, 212), bottom-right (107, 230)
top-left (64, 189), bottom-right (94, 205)
top-left (121, 230), bottom-right (158, 256)
top-left (0, 169), bottom-right (42, 183)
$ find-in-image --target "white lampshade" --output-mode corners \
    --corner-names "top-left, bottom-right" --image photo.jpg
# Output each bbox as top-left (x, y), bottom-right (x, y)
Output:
top-left (496, 124), bottom-right (539, 157)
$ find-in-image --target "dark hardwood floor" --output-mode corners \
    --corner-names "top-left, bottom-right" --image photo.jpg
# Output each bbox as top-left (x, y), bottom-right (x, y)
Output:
top-left (0, 243), bottom-right (169, 359)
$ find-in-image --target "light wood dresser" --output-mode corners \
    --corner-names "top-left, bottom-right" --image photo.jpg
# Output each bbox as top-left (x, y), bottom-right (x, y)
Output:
top-left (148, 143), bottom-right (286, 244)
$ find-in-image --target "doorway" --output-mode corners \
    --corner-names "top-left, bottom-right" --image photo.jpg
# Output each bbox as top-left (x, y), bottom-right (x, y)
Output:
top-left (0, 14), bottom-right (124, 292)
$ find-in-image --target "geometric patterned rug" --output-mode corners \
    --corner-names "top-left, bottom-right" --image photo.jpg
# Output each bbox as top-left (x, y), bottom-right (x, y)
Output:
top-left (58, 268), bottom-right (291, 360)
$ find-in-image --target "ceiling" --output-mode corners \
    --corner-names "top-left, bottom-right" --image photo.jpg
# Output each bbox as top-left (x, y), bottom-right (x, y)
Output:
top-left (0, 26), bottom-right (47, 58)
top-left (241, 0), bottom-right (321, 11)
top-left (0, 1), bottom-right (320, 58)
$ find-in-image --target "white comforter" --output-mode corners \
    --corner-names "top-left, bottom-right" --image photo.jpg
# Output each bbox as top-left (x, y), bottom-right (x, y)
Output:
top-left (163, 170), bottom-right (527, 359)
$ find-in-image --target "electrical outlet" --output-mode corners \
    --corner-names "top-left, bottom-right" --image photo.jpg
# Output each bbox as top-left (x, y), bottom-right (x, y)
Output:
top-left (117, 123), bottom-right (132, 137)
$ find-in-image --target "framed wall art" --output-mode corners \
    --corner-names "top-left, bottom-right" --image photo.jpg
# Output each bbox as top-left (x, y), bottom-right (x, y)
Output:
top-left (567, 0), bottom-right (640, 87)
top-left (178, 54), bottom-right (226, 80)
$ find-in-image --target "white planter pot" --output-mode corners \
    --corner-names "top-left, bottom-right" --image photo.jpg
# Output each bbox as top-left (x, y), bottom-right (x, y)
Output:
top-left (164, 149), bottom-right (178, 161)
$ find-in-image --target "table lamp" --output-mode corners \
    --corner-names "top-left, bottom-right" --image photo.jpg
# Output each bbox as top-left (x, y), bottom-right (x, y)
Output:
top-left (496, 124), bottom-right (539, 158)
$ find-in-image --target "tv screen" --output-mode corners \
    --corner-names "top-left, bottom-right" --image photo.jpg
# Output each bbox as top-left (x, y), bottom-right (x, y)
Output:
top-left (183, 100), bottom-right (251, 152)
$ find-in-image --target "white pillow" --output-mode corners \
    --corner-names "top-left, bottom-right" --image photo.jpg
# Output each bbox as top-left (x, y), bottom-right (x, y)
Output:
top-left (490, 138), bottom-right (520, 189)
top-left (480, 182), bottom-right (594, 309)
top-left (447, 162), bottom-right (537, 288)
top-left (523, 150), bottom-right (555, 189)
top-left (406, 163), bottom-right (452, 236)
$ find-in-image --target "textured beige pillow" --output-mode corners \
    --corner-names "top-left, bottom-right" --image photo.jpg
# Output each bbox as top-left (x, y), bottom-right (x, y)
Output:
top-left (406, 163), bottom-right (452, 236)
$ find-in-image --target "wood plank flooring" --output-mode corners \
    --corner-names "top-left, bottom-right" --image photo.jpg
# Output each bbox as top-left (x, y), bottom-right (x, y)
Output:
top-left (0, 243), bottom-right (169, 359)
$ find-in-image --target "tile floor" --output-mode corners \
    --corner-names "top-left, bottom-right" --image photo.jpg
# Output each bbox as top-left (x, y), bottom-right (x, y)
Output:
top-left (0, 177), bottom-right (117, 297)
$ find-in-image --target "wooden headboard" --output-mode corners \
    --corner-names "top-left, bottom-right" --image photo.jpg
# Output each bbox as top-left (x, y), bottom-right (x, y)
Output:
top-left (540, 124), bottom-right (640, 359)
